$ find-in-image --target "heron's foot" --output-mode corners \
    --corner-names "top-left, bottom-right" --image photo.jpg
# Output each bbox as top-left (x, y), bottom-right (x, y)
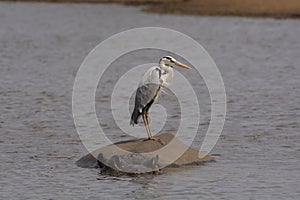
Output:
top-left (147, 137), bottom-right (165, 145)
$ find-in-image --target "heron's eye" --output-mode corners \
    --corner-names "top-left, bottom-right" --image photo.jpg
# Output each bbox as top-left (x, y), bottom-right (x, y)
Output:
top-left (165, 64), bottom-right (170, 67)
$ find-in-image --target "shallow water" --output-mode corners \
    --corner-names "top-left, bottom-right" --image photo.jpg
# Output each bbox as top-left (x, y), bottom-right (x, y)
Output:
top-left (1, 2), bottom-right (299, 199)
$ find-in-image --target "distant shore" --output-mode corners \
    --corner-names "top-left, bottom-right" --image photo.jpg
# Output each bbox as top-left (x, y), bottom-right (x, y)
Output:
top-left (2, 0), bottom-right (300, 18)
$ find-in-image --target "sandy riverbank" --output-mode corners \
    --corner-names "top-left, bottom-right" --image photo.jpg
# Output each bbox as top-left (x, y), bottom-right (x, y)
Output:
top-left (3, 0), bottom-right (300, 18)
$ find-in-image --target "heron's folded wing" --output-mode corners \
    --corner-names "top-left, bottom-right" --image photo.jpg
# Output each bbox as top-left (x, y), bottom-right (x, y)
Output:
top-left (135, 67), bottom-right (162, 109)
top-left (136, 83), bottom-right (161, 108)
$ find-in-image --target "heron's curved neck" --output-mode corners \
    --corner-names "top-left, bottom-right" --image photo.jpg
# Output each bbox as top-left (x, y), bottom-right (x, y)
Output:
top-left (159, 63), bottom-right (174, 85)
top-left (159, 63), bottom-right (173, 73)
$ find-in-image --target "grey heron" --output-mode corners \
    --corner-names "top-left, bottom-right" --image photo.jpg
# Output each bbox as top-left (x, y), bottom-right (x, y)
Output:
top-left (130, 56), bottom-right (191, 144)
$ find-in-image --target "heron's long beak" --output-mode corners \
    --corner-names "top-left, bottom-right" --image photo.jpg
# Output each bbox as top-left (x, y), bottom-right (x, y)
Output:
top-left (175, 61), bottom-right (192, 70)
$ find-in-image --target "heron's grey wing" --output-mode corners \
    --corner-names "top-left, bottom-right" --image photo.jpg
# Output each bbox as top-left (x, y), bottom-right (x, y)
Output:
top-left (135, 67), bottom-right (162, 111)
top-left (135, 84), bottom-right (160, 110)
top-left (131, 67), bottom-right (162, 125)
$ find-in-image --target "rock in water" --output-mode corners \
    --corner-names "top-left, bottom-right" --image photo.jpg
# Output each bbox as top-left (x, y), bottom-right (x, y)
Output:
top-left (98, 153), bottom-right (161, 174)
top-left (76, 133), bottom-right (214, 175)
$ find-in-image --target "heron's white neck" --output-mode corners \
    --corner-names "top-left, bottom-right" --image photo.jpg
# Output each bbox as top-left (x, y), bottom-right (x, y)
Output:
top-left (159, 63), bottom-right (173, 73)
top-left (159, 63), bottom-right (174, 85)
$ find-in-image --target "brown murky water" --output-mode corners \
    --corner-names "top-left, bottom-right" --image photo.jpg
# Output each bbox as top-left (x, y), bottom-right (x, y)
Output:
top-left (1, 2), bottom-right (299, 199)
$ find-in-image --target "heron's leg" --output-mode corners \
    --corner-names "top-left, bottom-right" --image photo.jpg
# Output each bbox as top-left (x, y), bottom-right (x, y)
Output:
top-left (142, 112), bottom-right (152, 139)
top-left (144, 112), bottom-right (165, 145)
top-left (144, 112), bottom-right (153, 138)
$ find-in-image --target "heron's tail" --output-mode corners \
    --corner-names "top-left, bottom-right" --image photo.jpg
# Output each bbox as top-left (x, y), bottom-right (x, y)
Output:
top-left (130, 108), bottom-right (140, 126)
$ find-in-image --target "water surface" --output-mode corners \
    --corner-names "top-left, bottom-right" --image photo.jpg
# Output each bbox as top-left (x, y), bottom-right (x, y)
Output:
top-left (0, 2), bottom-right (299, 199)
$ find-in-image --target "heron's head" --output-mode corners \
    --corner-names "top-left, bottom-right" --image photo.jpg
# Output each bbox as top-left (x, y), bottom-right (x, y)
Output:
top-left (159, 56), bottom-right (191, 70)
